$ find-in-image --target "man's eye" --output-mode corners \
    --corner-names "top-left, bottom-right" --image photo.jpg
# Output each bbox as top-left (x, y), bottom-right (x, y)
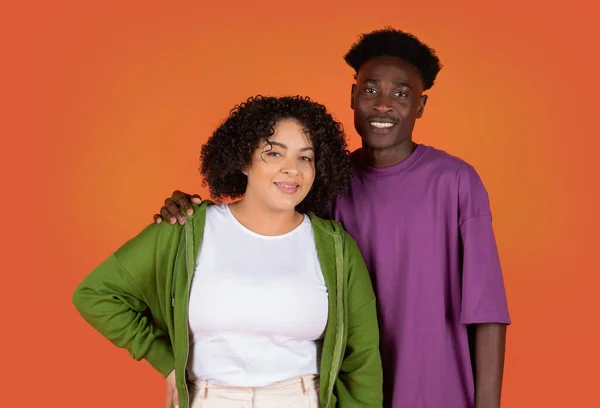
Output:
top-left (394, 91), bottom-right (408, 97)
top-left (365, 87), bottom-right (378, 94)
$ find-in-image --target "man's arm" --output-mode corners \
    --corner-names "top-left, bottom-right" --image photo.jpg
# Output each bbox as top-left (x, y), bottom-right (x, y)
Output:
top-left (457, 165), bottom-right (511, 408)
top-left (471, 323), bottom-right (507, 408)
top-left (153, 190), bottom-right (202, 224)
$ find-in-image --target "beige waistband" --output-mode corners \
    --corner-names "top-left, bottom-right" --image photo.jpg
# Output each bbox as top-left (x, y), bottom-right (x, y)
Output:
top-left (194, 374), bottom-right (319, 399)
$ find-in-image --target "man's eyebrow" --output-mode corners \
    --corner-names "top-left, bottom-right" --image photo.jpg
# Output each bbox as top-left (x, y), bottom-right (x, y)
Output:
top-left (361, 78), bottom-right (413, 89)
top-left (394, 81), bottom-right (413, 89)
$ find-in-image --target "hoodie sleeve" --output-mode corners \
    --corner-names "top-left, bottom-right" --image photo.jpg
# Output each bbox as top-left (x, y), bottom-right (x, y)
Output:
top-left (335, 231), bottom-right (383, 407)
top-left (72, 223), bottom-right (176, 378)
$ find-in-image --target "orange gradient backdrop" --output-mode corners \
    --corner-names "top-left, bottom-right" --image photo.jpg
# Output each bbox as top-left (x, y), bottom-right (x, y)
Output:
top-left (21, 0), bottom-right (599, 407)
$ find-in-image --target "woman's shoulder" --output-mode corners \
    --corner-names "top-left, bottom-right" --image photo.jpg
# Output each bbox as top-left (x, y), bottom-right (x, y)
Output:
top-left (307, 212), bottom-right (345, 237)
top-left (116, 201), bottom-right (220, 258)
top-left (307, 213), bottom-right (361, 256)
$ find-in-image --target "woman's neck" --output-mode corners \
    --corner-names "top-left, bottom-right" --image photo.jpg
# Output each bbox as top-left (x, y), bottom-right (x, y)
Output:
top-left (229, 198), bottom-right (304, 236)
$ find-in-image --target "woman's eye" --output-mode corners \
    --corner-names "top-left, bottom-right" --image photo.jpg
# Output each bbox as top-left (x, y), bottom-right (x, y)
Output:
top-left (267, 151), bottom-right (282, 157)
top-left (300, 156), bottom-right (313, 162)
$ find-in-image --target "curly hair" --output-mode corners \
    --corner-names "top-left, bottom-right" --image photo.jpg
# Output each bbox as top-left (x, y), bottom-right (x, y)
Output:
top-left (199, 95), bottom-right (351, 217)
top-left (344, 27), bottom-right (442, 90)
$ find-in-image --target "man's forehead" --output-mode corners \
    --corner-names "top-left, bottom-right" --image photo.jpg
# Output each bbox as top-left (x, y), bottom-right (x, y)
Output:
top-left (357, 57), bottom-right (423, 85)
top-left (360, 57), bottom-right (414, 74)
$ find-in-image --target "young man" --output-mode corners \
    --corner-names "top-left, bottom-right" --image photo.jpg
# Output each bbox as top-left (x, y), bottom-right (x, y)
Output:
top-left (154, 28), bottom-right (510, 408)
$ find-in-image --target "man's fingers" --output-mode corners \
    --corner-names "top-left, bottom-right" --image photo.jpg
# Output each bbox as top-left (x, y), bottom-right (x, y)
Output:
top-left (160, 207), bottom-right (178, 225)
top-left (164, 200), bottom-right (186, 224)
top-left (171, 190), bottom-right (187, 202)
top-left (157, 191), bottom-right (198, 225)
top-left (178, 198), bottom-right (194, 216)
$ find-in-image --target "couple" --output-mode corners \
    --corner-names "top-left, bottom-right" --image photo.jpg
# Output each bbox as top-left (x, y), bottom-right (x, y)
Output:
top-left (73, 28), bottom-right (510, 408)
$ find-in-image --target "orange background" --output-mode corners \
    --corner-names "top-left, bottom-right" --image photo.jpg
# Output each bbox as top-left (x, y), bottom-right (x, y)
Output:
top-left (16, 0), bottom-right (600, 406)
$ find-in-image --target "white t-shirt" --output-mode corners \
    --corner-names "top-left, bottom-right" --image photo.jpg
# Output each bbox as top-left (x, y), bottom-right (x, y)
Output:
top-left (188, 204), bottom-right (329, 387)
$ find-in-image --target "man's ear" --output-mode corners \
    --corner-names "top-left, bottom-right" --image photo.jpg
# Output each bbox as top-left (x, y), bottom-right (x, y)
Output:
top-left (417, 94), bottom-right (428, 118)
top-left (350, 84), bottom-right (357, 110)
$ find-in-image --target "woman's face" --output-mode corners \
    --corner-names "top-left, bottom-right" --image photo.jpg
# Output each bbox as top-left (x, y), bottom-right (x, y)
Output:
top-left (244, 119), bottom-right (316, 213)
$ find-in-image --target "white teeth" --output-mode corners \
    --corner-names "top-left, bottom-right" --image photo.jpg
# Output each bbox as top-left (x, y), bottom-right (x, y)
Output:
top-left (370, 122), bottom-right (394, 128)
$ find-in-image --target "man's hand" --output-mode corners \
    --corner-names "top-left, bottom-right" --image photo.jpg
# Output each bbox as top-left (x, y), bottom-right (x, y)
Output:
top-left (165, 369), bottom-right (179, 408)
top-left (154, 190), bottom-right (202, 225)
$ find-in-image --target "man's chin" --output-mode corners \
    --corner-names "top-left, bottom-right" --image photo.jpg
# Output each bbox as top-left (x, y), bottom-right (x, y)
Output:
top-left (360, 133), bottom-right (399, 150)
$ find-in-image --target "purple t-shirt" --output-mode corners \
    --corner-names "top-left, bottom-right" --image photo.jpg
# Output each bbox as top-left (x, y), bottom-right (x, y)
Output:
top-left (333, 144), bottom-right (511, 408)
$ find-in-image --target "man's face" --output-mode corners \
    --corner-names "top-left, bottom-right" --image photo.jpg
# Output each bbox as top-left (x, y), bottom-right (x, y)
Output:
top-left (351, 56), bottom-right (427, 151)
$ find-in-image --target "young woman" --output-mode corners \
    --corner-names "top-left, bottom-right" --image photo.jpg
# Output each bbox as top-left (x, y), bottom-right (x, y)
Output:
top-left (73, 95), bottom-right (382, 408)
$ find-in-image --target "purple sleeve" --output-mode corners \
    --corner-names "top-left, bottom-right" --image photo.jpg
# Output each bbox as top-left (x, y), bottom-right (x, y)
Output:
top-left (458, 166), bottom-right (511, 325)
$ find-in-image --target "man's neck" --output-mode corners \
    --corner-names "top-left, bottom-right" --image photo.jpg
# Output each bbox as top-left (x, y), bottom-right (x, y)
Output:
top-left (229, 196), bottom-right (303, 236)
top-left (363, 140), bottom-right (418, 168)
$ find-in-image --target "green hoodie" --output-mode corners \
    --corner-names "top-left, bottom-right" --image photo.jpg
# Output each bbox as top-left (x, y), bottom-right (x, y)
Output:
top-left (73, 202), bottom-right (383, 408)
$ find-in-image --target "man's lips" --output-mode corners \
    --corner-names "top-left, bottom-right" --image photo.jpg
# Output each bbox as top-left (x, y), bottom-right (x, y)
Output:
top-left (367, 117), bottom-right (398, 129)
